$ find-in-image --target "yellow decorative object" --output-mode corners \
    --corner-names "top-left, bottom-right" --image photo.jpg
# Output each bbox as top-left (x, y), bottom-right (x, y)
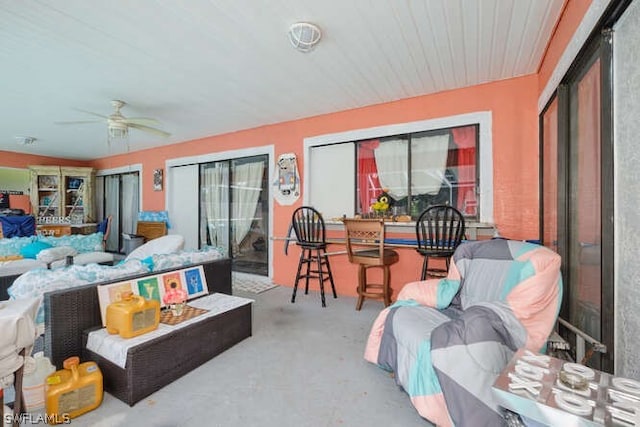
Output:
top-left (45, 356), bottom-right (103, 424)
top-left (370, 199), bottom-right (389, 214)
top-left (106, 291), bottom-right (160, 338)
top-left (370, 191), bottom-right (393, 216)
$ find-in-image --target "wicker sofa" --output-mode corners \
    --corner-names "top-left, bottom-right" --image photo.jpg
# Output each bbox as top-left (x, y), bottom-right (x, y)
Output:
top-left (42, 256), bottom-right (248, 405)
top-left (42, 257), bottom-right (232, 367)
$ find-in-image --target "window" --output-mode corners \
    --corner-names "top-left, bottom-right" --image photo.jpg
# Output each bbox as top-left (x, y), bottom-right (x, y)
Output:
top-left (305, 113), bottom-right (490, 222)
top-left (355, 126), bottom-right (477, 218)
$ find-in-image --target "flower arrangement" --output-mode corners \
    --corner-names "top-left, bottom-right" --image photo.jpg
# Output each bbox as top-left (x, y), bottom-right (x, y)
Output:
top-left (163, 281), bottom-right (187, 316)
top-left (370, 199), bottom-right (389, 214)
top-left (370, 191), bottom-right (392, 215)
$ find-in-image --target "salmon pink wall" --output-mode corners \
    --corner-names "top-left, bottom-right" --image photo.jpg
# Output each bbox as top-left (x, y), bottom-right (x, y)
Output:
top-left (538, 0), bottom-right (592, 94)
top-left (89, 75), bottom-right (540, 298)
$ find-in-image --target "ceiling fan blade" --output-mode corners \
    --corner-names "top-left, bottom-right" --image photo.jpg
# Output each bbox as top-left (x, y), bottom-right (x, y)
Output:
top-left (128, 123), bottom-right (171, 137)
top-left (74, 109), bottom-right (110, 120)
top-left (122, 117), bottom-right (160, 125)
top-left (55, 119), bottom-right (102, 125)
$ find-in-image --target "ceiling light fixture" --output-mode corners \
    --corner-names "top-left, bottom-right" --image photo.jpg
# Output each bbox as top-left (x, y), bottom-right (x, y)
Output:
top-left (288, 22), bottom-right (322, 53)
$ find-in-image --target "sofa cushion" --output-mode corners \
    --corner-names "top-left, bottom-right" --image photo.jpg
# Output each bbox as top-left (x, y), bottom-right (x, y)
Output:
top-left (36, 246), bottom-right (78, 264)
top-left (20, 241), bottom-right (53, 259)
top-left (150, 246), bottom-right (224, 271)
top-left (40, 232), bottom-right (104, 253)
top-left (0, 236), bottom-right (35, 257)
top-left (0, 258), bottom-right (48, 277)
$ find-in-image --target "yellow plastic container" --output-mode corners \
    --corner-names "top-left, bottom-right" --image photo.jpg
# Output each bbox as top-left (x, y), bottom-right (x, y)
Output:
top-left (106, 291), bottom-right (160, 338)
top-left (45, 357), bottom-right (103, 424)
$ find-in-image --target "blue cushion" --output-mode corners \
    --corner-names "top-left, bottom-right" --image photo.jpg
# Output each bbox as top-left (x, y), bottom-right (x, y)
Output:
top-left (140, 256), bottom-right (155, 270)
top-left (20, 241), bottom-right (53, 259)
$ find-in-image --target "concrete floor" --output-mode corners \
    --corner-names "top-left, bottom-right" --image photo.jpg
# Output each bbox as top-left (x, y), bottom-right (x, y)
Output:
top-left (70, 285), bottom-right (430, 427)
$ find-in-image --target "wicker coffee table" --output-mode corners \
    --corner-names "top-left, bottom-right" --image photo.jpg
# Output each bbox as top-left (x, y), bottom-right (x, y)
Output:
top-left (82, 293), bottom-right (253, 406)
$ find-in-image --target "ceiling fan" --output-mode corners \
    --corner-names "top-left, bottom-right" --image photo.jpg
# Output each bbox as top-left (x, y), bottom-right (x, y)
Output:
top-left (56, 100), bottom-right (170, 139)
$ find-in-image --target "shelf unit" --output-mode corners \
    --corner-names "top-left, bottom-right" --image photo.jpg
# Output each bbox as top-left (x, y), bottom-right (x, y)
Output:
top-left (29, 165), bottom-right (62, 219)
top-left (29, 165), bottom-right (95, 224)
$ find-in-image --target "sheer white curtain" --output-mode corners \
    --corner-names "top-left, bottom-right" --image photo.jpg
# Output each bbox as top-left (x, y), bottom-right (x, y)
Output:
top-left (121, 173), bottom-right (139, 236)
top-left (411, 134), bottom-right (450, 195)
top-left (202, 165), bottom-right (229, 252)
top-left (104, 176), bottom-right (120, 252)
top-left (374, 134), bottom-right (450, 201)
top-left (231, 161), bottom-right (264, 252)
top-left (374, 138), bottom-right (408, 199)
top-left (102, 173), bottom-right (139, 252)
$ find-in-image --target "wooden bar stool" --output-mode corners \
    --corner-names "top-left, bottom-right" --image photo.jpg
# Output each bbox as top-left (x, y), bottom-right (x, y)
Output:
top-left (343, 218), bottom-right (399, 310)
top-left (290, 206), bottom-right (337, 307)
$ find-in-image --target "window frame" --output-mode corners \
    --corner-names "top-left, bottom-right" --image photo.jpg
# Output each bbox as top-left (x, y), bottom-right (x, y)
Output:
top-left (303, 112), bottom-right (494, 224)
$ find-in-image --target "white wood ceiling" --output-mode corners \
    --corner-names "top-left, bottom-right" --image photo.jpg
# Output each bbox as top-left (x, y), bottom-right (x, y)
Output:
top-left (0, 0), bottom-right (565, 160)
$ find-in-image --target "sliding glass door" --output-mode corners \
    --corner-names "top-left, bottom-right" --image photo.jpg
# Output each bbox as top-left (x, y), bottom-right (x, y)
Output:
top-left (200, 155), bottom-right (268, 276)
top-left (568, 53), bottom-right (603, 362)
top-left (541, 30), bottom-right (614, 372)
top-left (95, 171), bottom-right (140, 253)
top-left (540, 98), bottom-right (558, 254)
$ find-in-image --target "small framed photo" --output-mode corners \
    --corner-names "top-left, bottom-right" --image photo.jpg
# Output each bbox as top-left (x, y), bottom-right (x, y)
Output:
top-left (162, 272), bottom-right (183, 294)
top-left (183, 266), bottom-right (208, 298)
top-left (153, 168), bottom-right (163, 191)
top-left (137, 276), bottom-right (161, 304)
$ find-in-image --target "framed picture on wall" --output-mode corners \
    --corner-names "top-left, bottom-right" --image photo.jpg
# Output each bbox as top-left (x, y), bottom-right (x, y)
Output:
top-left (153, 168), bottom-right (163, 191)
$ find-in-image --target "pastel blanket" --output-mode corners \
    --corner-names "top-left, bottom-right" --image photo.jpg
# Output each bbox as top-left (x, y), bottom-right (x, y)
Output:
top-left (364, 239), bottom-right (562, 426)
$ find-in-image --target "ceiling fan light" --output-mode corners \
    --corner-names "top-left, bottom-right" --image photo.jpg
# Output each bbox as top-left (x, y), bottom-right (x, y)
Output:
top-left (288, 22), bottom-right (321, 53)
top-left (108, 122), bottom-right (128, 139)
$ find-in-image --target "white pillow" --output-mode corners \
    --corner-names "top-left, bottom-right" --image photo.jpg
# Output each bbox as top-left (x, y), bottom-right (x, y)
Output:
top-left (36, 246), bottom-right (78, 264)
top-left (125, 235), bottom-right (185, 261)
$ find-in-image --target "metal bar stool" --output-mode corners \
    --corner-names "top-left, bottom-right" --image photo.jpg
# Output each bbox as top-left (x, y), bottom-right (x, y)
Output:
top-left (290, 206), bottom-right (337, 307)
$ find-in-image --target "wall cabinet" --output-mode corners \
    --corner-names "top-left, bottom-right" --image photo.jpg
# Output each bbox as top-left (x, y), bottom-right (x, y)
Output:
top-left (29, 166), bottom-right (96, 224)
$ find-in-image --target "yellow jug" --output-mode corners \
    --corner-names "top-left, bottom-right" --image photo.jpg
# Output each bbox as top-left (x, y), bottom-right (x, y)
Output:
top-left (45, 357), bottom-right (103, 424)
top-left (106, 291), bottom-right (160, 338)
